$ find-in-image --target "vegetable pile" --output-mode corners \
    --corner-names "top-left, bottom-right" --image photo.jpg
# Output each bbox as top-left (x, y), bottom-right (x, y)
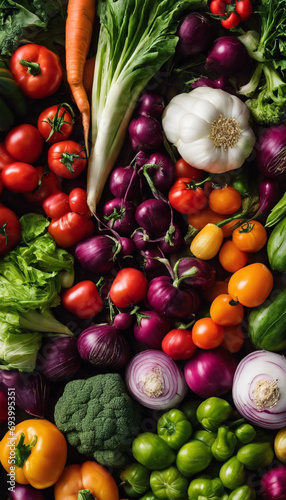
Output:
top-left (0, 0), bottom-right (285, 499)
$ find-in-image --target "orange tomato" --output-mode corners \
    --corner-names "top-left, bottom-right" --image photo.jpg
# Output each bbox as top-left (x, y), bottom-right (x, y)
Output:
top-left (220, 324), bottom-right (245, 353)
top-left (209, 186), bottom-right (242, 215)
top-left (228, 263), bottom-right (273, 307)
top-left (219, 240), bottom-right (248, 273)
top-left (210, 294), bottom-right (245, 326)
top-left (221, 218), bottom-right (244, 238)
top-left (232, 220), bottom-right (267, 252)
top-left (54, 461), bottom-right (119, 500)
top-left (202, 280), bottom-right (229, 303)
top-left (188, 206), bottom-right (226, 230)
top-left (192, 317), bottom-right (224, 349)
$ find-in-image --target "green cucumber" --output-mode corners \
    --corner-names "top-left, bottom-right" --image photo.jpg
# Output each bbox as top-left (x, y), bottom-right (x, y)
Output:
top-left (267, 216), bottom-right (286, 272)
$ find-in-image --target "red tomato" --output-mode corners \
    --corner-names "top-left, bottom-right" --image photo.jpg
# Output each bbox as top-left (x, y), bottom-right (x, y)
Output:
top-left (0, 142), bottom-right (16, 171)
top-left (68, 188), bottom-right (91, 216)
top-left (5, 124), bottom-right (43, 164)
top-left (109, 268), bottom-right (149, 308)
top-left (192, 318), bottom-right (225, 349)
top-left (2, 162), bottom-right (39, 193)
top-left (162, 328), bottom-right (197, 360)
top-left (168, 177), bottom-right (208, 215)
top-left (10, 44), bottom-right (63, 99)
top-left (48, 141), bottom-right (87, 179)
top-left (235, 0), bottom-right (253, 21)
top-left (0, 206), bottom-right (21, 254)
top-left (23, 166), bottom-right (61, 206)
top-left (221, 11), bottom-right (241, 28)
top-left (210, 0), bottom-right (227, 15)
top-left (43, 192), bottom-right (71, 219)
top-left (37, 103), bottom-right (75, 143)
top-left (48, 212), bottom-right (94, 248)
top-left (62, 281), bottom-right (103, 319)
top-left (175, 159), bottom-right (203, 181)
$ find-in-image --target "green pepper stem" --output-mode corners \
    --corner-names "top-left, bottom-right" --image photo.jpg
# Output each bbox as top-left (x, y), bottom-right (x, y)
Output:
top-left (19, 59), bottom-right (41, 76)
top-left (77, 490), bottom-right (96, 500)
top-left (14, 432), bottom-right (37, 468)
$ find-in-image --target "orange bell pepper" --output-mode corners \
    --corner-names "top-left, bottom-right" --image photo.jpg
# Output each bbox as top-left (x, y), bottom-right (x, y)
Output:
top-left (0, 419), bottom-right (67, 489)
top-left (54, 461), bottom-right (119, 500)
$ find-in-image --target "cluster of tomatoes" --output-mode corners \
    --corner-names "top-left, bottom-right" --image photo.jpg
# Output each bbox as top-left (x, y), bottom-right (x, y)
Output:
top-left (209, 0), bottom-right (253, 29)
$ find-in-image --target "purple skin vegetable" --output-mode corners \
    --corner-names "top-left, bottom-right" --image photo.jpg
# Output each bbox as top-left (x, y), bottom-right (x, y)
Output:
top-left (137, 93), bottom-right (165, 119)
top-left (75, 234), bottom-right (121, 274)
top-left (135, 199), bottom-right (171, 235)
top-left (129, 115), bottom-right (163, 152)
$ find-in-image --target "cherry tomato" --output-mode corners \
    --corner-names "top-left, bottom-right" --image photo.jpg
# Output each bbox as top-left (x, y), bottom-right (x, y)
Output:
top-left (188, 206), bottom-right (226, 230)
top-left (2, 162), bottom-right (39, 193)
top-left (23, 166), bottom-right (61, 206)
top-left (48, 212), bottom-right (94, 248)
top-left (5, 124), bottom-right (43, 164)
top-left (62, 280), bottom-right (103, 319)
top-left (235, 0), bottom-right (253, 21)
top-left (68, 188), bottom-right (91, 216)
top-left (210, 294), bottom-right (244, 326)
top-left (48, 140), bottom-right (87, 179)
top-left (43, 192), bottom-right (71, 219)
top-left (162, 328), bottom-right (197, 360)
top-left (37, 103), bottom-right (75, 143)
top-left (0, 205), bottom-right (21, 254)
top-left (228, 263), bottom-right (273, 308)
top-left (175, 159), bottom-right (203, 181)
top-left (202, 280), bottom-right (229, 303)
top-left (221, 11), bottom-right (241, 29)
top-left (109, 268), bottom-right (148, 308)
top-left (0, 142), bottom-right (16, 171)
top-left (220, 324), bottom-right (245, 353)
top-left (232, 220), bottom-right (267, 253)
top-left (192, 318), bottom-right (224, 350)
top-left (208, 186), bottom-right (242, 215)
top-left (210, 0), bottom-right (227, 15)
top-left (10, 43), bottom-right (63, 99)
top-left (221, 218), bottom-right (244, 238)
top-left (219, 240), bottom-right (248, 273)
top-left (168, 177), bottom-right (208, 215)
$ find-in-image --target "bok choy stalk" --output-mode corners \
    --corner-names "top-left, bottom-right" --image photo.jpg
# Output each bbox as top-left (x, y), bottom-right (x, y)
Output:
top-left (87, 0), bottom-right (207, 214)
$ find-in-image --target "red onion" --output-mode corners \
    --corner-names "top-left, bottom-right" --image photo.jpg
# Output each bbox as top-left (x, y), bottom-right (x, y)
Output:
top-left (158, 223), bottom-right (183, 255)
top-left (133, 310), bottom-right (171, 349)
top-left (75, 234), bottom-right (121, 274)
top-left (184, 347), bottom-right (237, 398)
top-left (102, 198), bottom-right (136, 236)
top-left (9, 484), bottom-right (44, 500)
top-left (176, 257), bottom-right (215, 292)
top-left (256, 124), bottom-right (286, 179)
top-left (143, 152), bottom-right (175, 193)
top-left (125, 350), bottom-right (188, 409)
top-left (176, 12), bottom-right (214, 57)
top-left (36, 336), bottom-right (81, 382)
top-left (137, 93), bottom-right (165, 118)
top-left (133, 227), bottom-right (154, 251)
top-left (191, 75), bottom-right (230, 90)
top-left (77, 324), bottom-right (130, 370)
top-left (129, 115), bottom-right (163, 152)
top-left (113, 313), bottom-right (133, 330)
top-left (232, 350), bottom-right (286, 429)
top-left (206, 36), bottom-right (250, 76)
top-left (258, 179), bottom-right (280, 216)
top-left (109, 164), bottom-right (140, 201)
top-left (261, 465), bottom-right (286, 499)
top-left (135, 199), bottom-right (171, 235)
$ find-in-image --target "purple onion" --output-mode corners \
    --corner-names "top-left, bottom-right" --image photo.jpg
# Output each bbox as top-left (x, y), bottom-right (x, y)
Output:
top-left (129, 116), bottom-right (163, 152)
top-left (109, 165), bottom-right (140, 201)
top-left (140, 247), bottom-right (166, 273)
top-left (77, 324), bottom-right (130, 370)
top-left (158, 223), bottom-right (183, 255)
top-left (258, 179), bottom-right (280, 217)
top-left (113, 313), bottom-right (133, 331)
top-left (256, 124), bottom-right (286, 179)
top-left (102, 198), bottom-right (136, 236)
top-left (135, 199), bottom-right (171, 234)
top-left (136, 150), bottom-right (149, 167)
top-left (191, 75), bottom-right (230, 90)
top-left (119, 236), bottom-right (136, 256)
top-left (147, 276), bottom-right (200, 319)
top-left (36, 336), bottom-right (81, 382)
top-left (184, 348), bottom-right (238, 398)
top-left (9, 484), bottom-right (44, 500)
top-left (133, 227), bottom-right (154, 251)
top-left (205, 36), bottom-right (250, 75)
top-left (0, 370), bottom-right (48, 418)
top-left (75, 234), bottom-right (120, 274)
top-left (137, 93), bottom-right (165, 118)
top-left (177, 257), bottom-right (215, 291)
top-left (143, 152), bottom-right (175, 192)
top-left (134, 310), bottom-right (171, 349)
top-left (261, 465), bottom-right (286, 499)
top-left (176, 12), bottom-right (214, 57)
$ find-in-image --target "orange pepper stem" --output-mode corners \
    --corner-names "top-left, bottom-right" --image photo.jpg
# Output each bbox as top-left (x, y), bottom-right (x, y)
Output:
top-left (77, 490), bottom-right (96, 500)
top-left (14, 432), bottom-right (37, 468)
top-left (229, 298), bottom-right (239, 306)
top-left (19, 59), bottom-right (41, 75)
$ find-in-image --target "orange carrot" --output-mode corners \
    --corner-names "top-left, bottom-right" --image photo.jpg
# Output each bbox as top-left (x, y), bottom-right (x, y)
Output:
top-left (65, 0), bottom-right (96, 153)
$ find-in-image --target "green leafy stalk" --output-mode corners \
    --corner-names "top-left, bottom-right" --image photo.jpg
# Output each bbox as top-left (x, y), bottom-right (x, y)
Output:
top-left (265, 192), bottom-right (286, 227)
top-left (87, 0), bottom-right (207, 213)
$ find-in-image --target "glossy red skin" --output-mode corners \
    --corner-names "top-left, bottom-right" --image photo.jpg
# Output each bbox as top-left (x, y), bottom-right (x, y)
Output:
top-left (175, 159), bottom-right (203, 181)
top-left (37, 104), bottom-right (74, 143)
top-left (24, 166), bottom-right (61, 206)
top-left (62, 281), bottom-right (103, 319)
top-left (109, 268), bottom-right (149, 308)
top-left (235, 0), bottom-right (252, 21)
top-left (69, 188), bottom-right (91, 216)
top-left (48, 140), bottom-right (87, 179)
top-left (168, 177), bottom-right (208, 215)
top-left (43, 192), bottom-right (71, 219)
top-left (162, 328), bottom-right (197, 360)
top-left (5, 124), bottom-right (43, 164)
top-left (1, 162), bottom-right (39, 193)
top-left (0, 206), bottom-right (21, 254)
top-left (48, 212), bottom-right (94, 248)
top-left (0, 142), bottom-right (16, 171)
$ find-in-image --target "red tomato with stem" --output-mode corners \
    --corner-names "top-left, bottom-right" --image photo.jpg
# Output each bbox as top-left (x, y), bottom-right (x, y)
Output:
top-left (168, 177), bottom-right (208, 215)
top-left (192, 318), bottom-right (225, 349)
top-left (2, 162), bottom-right (39, 193)
top-left (162, 328), bottom-right (197, 360)
top-left (5, 124), bottom-right (43, 164)
top-left (43, 192), bottom-right (71, 219)
top-left (23, 166), bottom-right (61, 206)
top-left (0, 206), bottom-right (21, 254)
top-left (221, 11), bottom-right (241, 28)
top-left (62, 281), bottom-right (103, 319)
top-left (10, 43), bottom-right (63, 99)
top-left (235, 0), bottom-right (253, 21)
top-left (48, 140), bottom-right (88, 179)
top-left (109, 268), bottom-right (149, 308)
top-left (68, 188), bottom-right (91, 216)
top-left (0, 142), bottom-right (16, 171)
top-left (37, 103), bottom-right (75, 143)
top-left (48, 212), bottom-right (94, 248)
top-left (175, 159), bottom-right (203, 181)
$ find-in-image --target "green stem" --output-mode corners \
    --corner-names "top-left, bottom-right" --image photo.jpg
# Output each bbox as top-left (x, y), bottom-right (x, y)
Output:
top-left (15, 433), bottom-right (37, 468)
top-left (77, 490), bottom-right (96, 500)
top-left (0, 222), bottom-right (8, 245)
top-left (216, 210), bottom-right (248, 228)
top-left (19, 59), bottom-right (41, 75)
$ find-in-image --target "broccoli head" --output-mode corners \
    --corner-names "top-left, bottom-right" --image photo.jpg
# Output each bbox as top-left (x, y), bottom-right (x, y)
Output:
top-left (54, 373), bottom-right (142, 468)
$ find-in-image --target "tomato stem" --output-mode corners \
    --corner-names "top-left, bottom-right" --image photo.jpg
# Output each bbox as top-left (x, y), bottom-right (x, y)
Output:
top-left (0, 222), bottom-right (8, 245)
top-left (216, 209), bottom-right (248, 228)
top-left (77, 490), bottom-right (96, 500)
top-left (14, 432), bottom-right (37, 468)
top-left (238, 221), bottom-right (254, 233)
top-left (19, 59), bottom-right (41, 76)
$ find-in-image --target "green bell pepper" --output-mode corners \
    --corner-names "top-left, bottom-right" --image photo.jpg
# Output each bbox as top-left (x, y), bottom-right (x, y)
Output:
top-left (132, 432), bottom-right (176, 470)
top-left (237, 442), bottom-right (274, 470)
top-left (120, 462), bottom-right (151, 497)
top-left (228, 485), bottom-right (256, 499)
top-left (176, 439), bottom-right (212, 478)
top-left (187, 477), bottom-right (225, 499)
top-left (230, 168), bottom-right (249, 195)
top-left (193, 429), bottom-right (217, 447)
top-left (197, 398), bottom-right (233, 432)
top-left (211, 426), bottom-right (237, 461)
top-left (150, 465), bottom-right (189, 500)
top-left (234, 423), bottom-right (256, 444)
top-left (180, 398), bottom-right (202, 428)
top-left (157, 409), bottom-right (193, 450)
top-left (139, 491), bottom-right (160, 500)
top-left (219, 456), bottom-right (246, 490)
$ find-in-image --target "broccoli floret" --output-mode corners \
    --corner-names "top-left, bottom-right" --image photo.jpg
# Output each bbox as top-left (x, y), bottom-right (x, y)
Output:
top-left (246, 88), bottom-right (286, 125)
top-left (54, 373), bottom-right (142, 468)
